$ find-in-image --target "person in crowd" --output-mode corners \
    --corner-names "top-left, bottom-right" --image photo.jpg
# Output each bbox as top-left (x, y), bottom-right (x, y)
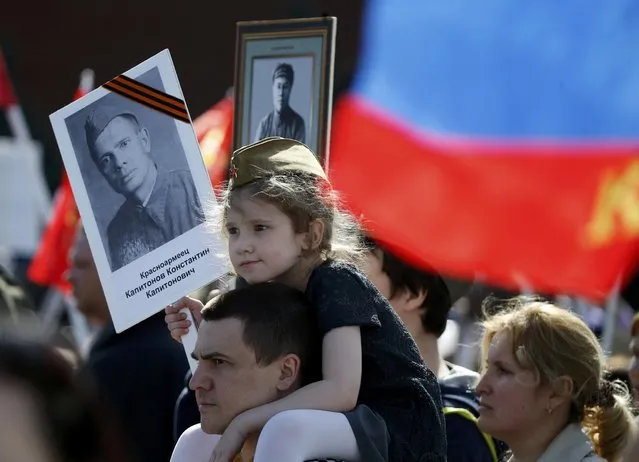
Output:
top-left (166, 136), bottom-right (446, 462)
top-left (0, 264), bottom-right (36, 325)
top-left (67, 224), bottom-right (189, 462)
top-left (0, 333), bottom-right (134, 462)
top-left (477, 297), bottom-right (636, 461)
top-left (364, 240), bottom-right (505, 461)
top-left (172, 282), bottom-right (350, 462)
top-left (628, 312), bottom-right (639, 407)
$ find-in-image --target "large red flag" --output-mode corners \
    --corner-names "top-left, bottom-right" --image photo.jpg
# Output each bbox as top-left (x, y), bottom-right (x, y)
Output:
top-left (27, 71), bottom-right (93, 293)
top-left (330, 0), bottom-right (639, 301)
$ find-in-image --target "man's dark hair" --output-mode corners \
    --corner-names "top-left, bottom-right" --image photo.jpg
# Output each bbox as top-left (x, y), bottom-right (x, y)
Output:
top-left (201, 282), bottom-right (320, 383)
top-left (272, 63), bottom-right (294, 85)
top-left (366, 239), bottom-right (451, 337)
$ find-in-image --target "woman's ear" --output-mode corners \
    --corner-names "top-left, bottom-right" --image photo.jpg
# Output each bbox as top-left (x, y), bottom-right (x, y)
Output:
top-left (547, 375), bottom-right (574, 412)
top-left (303, 219), bottom-right (325, 250)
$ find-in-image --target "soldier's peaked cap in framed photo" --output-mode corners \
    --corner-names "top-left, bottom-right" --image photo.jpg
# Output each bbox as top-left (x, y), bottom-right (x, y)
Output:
top-left (233, 17), bottom-right (336, 171)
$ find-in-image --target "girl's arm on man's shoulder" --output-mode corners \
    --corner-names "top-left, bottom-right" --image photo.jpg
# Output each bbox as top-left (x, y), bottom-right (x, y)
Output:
top-left (236, 326), bottom-right (362, 433)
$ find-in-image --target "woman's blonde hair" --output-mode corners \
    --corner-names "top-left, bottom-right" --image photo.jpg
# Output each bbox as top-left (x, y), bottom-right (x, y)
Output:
top-left (214, 172), bottom-right (365, 268)
top-left (481, 296), bottom-right (636, 461)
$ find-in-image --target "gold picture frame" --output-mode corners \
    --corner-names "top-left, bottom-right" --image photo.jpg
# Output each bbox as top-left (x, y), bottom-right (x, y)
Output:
top-left (233, 17), bottom-right (336, 170)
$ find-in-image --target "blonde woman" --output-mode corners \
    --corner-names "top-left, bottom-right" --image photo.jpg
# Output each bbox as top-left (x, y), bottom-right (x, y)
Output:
top-left (476, 297), bottom-right (636, 461)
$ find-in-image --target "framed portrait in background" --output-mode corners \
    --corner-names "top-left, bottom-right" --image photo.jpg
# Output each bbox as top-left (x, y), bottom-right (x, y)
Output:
top-left (233, 17), bottom-right (336, 169)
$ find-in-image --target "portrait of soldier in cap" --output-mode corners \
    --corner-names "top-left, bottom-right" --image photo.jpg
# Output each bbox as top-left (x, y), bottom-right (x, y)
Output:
top-left (254, 62), bottom-right (306, 143)
top-left (84, 104), bottom-right (204, 272)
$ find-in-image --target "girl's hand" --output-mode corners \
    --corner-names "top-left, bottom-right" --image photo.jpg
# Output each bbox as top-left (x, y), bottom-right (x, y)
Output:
top-left (164, 295), bottom-right (205, 343)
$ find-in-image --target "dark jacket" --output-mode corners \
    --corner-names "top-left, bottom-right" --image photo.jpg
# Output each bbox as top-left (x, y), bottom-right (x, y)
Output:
top-left (173, 370), bottom-right (199, 441)
top-left (83, 312), bottom-right (188, 462)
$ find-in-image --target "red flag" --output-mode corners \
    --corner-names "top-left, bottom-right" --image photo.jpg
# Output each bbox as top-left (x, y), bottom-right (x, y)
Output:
top-left (27, 173), bottom-right (79, 293)
top-left (0, 49), bottom-right (17, 108)
top-left (193, 91), bottom-right (234, 191)
top-left (27, 70), bottom-right (93, 293)
top-left (329, 0), bottom-right (639, 301)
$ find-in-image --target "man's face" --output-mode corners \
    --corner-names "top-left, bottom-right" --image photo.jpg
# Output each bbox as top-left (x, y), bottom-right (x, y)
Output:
top-left (364, 249), bottom-right (416, 314)
top-left (272, 77), bottom-right (291, 113)
top-left (67, 231), bottom-right (108, 323)
top-left (92, 116), bottom-right (153, 197)
top-left (363, 249), bottom-right (393, 301)
top-left (190, 318), bottom-right (291, 434)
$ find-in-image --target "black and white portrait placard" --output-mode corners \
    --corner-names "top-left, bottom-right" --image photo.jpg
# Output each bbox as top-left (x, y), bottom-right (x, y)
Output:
top-left (50, 50), bottom-right (229, 333)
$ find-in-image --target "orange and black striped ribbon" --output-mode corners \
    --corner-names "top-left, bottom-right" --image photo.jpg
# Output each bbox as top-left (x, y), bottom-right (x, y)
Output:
top-left (103, 74), bottom-right (190, 124)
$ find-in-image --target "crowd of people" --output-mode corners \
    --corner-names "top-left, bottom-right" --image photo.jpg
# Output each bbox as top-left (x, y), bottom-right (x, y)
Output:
top-left (1, 136), bottom-right (639, 461)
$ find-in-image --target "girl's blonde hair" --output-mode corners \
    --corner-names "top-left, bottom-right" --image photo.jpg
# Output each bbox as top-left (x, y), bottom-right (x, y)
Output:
top-left (218, 172), bottom-right (366, 268)
top-left (481, 297), bottom-right (636, 461)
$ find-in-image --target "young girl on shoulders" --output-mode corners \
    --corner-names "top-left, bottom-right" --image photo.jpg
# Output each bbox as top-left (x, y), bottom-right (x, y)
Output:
top-left (166, 137), bottom-right (446, 462)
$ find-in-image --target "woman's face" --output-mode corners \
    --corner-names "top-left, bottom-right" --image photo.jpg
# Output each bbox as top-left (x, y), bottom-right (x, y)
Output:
top-left (475, 332), bottom-right (554, 442)
top-left (0, 380), bottom-right (55, 462)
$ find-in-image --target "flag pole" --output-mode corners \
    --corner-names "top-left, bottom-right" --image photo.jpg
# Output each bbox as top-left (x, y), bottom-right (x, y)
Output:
top-left (0, 50), bottom-right (30, 140)
top-left (601, 276), bottom-right (622, 355)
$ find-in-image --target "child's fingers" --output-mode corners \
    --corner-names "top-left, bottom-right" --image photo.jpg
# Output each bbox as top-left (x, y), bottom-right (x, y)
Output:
top-left (168, 320), bottom-right (191, 331)
top-left (164, 303), bottom-right (181, 315)
top-left (170, 327), bottom-right (189, 343)
top-left (172, 296), bottom-right (201, 310)
top-left (164, 311), bottom-right (187, 324)
top-left (166, 296), bottom-right (203, 328)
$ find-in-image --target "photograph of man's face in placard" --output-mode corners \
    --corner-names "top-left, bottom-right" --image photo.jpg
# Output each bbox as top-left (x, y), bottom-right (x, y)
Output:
top-left (250, 57), bottom-right (313, 145)
top-left (64, 67), bottom-right (205, 272)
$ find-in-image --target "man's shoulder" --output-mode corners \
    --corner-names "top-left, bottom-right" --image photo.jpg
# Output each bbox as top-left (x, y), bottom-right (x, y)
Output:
top-left (439, 363), bottom-right (480, 392)
top-left (106, 200), bottom-right (137, 236)
top-left (171, 424), bottom-right (220, 462)
top-left (439, 363), bottom-right (481, 414)
top-left (158, 168), bottom-right (195, 186)
top-left (290, 107), bottom-right (305, 122)
top-left (259, 110), bottom-right (274, 124)
top-left (162, 168), bottom-right (192, 178)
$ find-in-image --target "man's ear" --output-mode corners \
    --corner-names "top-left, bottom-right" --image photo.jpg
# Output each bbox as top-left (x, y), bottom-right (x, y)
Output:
top-left (395, 287), bottom-right (428, 314)
top-left (139, 127), bottom-right (151, 152)
top-left (302, 219), bottom-right (324, 251)
top-left (276, 354), bottom-right (302, 392)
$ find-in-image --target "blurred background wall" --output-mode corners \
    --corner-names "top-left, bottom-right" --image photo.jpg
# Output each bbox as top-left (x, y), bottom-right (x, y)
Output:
top-left (0, 0), bottom-right (365, 192)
